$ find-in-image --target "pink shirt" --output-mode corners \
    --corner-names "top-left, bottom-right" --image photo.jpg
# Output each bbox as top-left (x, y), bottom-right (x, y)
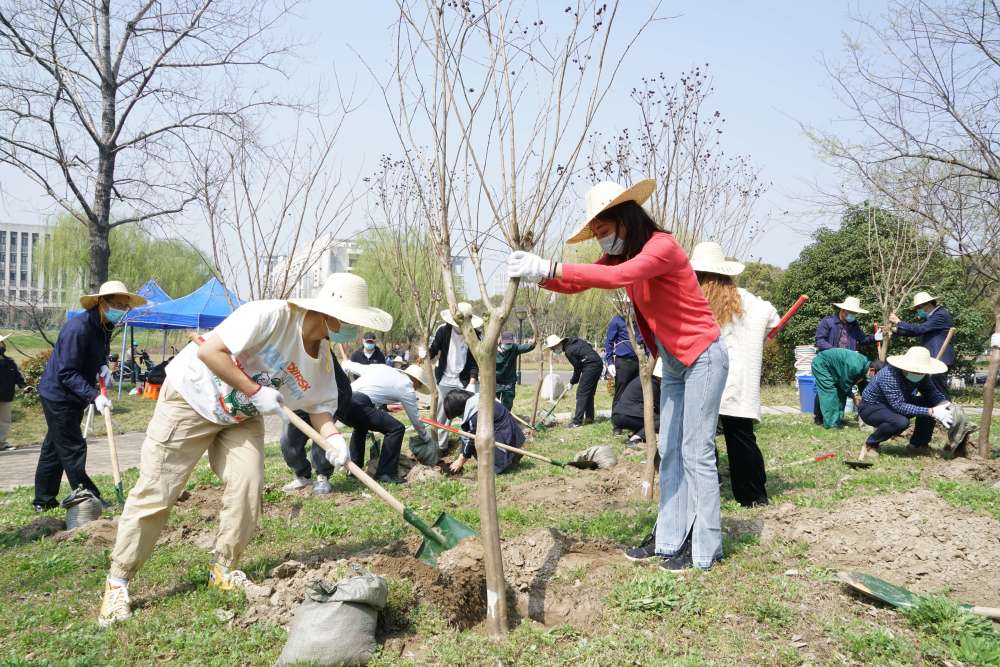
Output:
top-left (542, 232), bottom-right (719, 366)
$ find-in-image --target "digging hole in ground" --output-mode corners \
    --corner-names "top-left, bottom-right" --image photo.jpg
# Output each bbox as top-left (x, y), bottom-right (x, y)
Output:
top-left (240, 528), bottom-right (625, 632)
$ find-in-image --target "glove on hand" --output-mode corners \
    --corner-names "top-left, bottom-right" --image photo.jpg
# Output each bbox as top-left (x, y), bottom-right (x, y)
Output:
top-left (506, 251), bottom-right (552, 283)
top-left (248, 385), bottom-right (284, 415)
top-left (323, 433), bottom-right (350, 469)
top-left (606, 364), bottom-right (617, 378)
top-left (873, 331), bottom-right (884, 342)
top-left (94, 394), bottom-right (112, 414)
top-left (99, 365), bottom-right (113, 385)
top-left (929, 404), bottom-right (954, 429)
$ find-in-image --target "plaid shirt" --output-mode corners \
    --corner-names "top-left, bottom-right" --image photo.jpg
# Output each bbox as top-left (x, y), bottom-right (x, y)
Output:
top-left (861, 366), bottom-right (946, 417)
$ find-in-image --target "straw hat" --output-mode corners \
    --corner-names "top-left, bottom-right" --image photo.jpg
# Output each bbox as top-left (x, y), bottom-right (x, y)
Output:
top-left (289, 273), bottom-right (393, 332)
top-left (887, 346), bottom-right (947, 375)
top-left (567, 179), bottom-right (656, 244)
top-left (833, 296), bottom-right (869, 314)
top-left (543, 334), bottom-right (566, 350)
top-left (441, 302), bottom-right (484, 329)
top-left (652, 357), bottom-right (663, 378)
top-left (79, 281), bottom-right (147, 310)
top-left (402, 364), bottom-right (433, 395)
top-left (912, 291), bottom-right (937, 308)
top-left (689, 242), bottom-right (745, 276)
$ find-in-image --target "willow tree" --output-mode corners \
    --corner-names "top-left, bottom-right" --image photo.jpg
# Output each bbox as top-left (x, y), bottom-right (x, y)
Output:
top-left (376, 0), bottom-right (653, 635)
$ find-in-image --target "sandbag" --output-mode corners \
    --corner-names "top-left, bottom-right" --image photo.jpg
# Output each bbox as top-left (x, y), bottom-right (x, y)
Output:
top-left (573, 445), bottom-right (617, 469)
top-left (540, 373), bottom-right (565, 402)
top-left (409, 434), bottom-right (441, 466)
top-left (276, 573), bottom-right (388, 667)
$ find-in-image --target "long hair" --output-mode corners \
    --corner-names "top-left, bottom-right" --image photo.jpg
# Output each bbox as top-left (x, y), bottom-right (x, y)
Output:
top-left (697, 273), bottom-right (743, 326)
top-left (593, 200), bottom-right (664, 260)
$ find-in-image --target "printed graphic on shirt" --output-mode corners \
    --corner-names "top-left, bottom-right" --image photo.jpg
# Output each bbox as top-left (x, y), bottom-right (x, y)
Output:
top-left (210, 345), bottom-right (317, 424)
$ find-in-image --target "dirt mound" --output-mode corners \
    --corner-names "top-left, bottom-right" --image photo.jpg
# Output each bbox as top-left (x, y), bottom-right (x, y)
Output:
top-left (12, 516), bottom-right (65, 543)
top-left (501, 459), bottom-right (646, 514)
top-left (53, 518), bottom-right (117, 548)
top-left (928, 457), bottom-right (1000, 484)
top-left (762, 489), bottom-right (1000, 605)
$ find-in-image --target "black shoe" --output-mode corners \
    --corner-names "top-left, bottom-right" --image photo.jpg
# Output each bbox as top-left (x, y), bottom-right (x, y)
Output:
top-left (33, 501), bottom-right (57, 513)
top-left (659, 538), bottom-right (693, 572)
top-left (623, 532), bottom-right (657, 562)
top-left (906, 443), bottom-right (932, 456)
top-left (375, 474), bottom-right (406, 485)
top-left (568, 422), bottom-right (583, 429)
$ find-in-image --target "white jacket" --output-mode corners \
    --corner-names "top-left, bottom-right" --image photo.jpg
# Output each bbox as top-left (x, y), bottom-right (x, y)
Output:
top-left (719, 288), bottom-right (780, 421)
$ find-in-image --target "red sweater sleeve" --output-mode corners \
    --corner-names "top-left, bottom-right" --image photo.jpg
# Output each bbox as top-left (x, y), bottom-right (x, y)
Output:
top-left (558, 236), bottom-right (673, 288)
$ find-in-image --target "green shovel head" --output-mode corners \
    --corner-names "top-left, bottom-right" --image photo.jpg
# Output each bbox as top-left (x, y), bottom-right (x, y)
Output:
top-left (839, 571), bottom-right (976, 613)
top-left (415, 511), bottom-right (478, 566)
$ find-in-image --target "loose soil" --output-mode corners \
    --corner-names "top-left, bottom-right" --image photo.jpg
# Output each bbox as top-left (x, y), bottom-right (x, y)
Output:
top-left (499, 456), bottom-right (647, 514)
top-left (926, 456), bottom-right (1000, 485)
top-left (53, 517), bottom-right (117, 548)
top-left (762, 489), bottom-right (1000, 606)
top-left (240, 528), bottom-right (624, 632)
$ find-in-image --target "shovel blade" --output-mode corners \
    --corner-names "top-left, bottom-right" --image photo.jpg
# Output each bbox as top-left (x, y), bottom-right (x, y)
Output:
top-left (415, 512), bottom-right (478, 566)
top-left (844, 460), bottom-right (874, 469)
top-left (567, 460), bottom-right (600, 470)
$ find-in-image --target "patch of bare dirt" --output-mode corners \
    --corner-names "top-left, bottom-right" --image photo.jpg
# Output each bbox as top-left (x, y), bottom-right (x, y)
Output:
top-left (53, 517), bottom-right (117, 548)
top-left (762, 489), bottom-right (1000, 605)
top-left (500, 458), bottom-right (647, 514)
top-left (12, 516), bottom-right (65, 543)
top-left (927, 456), bottom-right (1000, 484)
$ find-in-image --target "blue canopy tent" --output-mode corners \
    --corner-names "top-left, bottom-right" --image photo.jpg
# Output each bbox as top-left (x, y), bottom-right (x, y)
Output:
top-left (66, 278), bottom-right (171, 321)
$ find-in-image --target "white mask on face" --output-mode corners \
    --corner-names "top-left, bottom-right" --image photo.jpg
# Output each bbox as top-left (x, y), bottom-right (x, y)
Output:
top-left (597, 234), bottom-right (626, 255)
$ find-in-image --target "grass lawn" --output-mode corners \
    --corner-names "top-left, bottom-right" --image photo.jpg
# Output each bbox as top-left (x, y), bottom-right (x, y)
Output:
top-left (0, 404), bottom-right (998, 665)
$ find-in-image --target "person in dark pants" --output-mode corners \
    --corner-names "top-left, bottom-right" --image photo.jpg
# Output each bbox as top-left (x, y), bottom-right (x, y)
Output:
top-left (610, 359), bottom-right (661, 443)
top-left (858, 346), bottom-right (952, 457)
top-left (0, 335), bottom-right (26, 450)
top-left (544, 334), bottom-right (602, 427)
top-left (812, 296), bottom-right (881, 424)
top-left (890, 291), bottom-right (955, 402)
top-left (604, 313), bottom-right (644, 430)
top-left (343, 392), bottom-right (406, 482)
top-left (495, 331), bottom-right (535, 409)
top-left (349, 332), bottom-right (387, 366)
top-left (443, 389), bottom-right (525, 475)
top-left (33, 281), bottom-right (146, 511)
top-left (810, 349), bottom-right (883, 429)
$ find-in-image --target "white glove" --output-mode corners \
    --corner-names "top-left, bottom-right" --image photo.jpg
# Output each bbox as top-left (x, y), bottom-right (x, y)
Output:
top-left (99, 365), bottom-right (113, 384)
top-left (506, 251), bottom-right (552, 283)
top-left (323, 433), bottom-right (350, 470)
top-left (874, 331), bottom-right (884, 342)
top-left (606, 364), bottom-right (616, 378)
top-left (94, 394), bottom-right (112, 414)
top-left (248, 385), bottom-right (284, 415)
top-left (991, 333), bottom-right (1000, 349)
top-left (929, 405), bottom-right (954, 429)
top-left (465, 380), bottom-right (477, 391)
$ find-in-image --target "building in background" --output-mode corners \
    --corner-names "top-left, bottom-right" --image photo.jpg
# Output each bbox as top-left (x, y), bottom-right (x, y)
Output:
top-left (0, 222), bottom-right (65, 327)
top-left (269, 235), bottom-right (362, 299)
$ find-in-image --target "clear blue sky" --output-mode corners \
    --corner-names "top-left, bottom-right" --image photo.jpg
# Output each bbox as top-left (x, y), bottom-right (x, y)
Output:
top-left (0, 1), bottom-right (882, 271)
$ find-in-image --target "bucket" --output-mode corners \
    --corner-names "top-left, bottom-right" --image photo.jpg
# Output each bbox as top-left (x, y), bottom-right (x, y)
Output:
top-left (61, 487), bottom-right (103, 529)
top-left (796, 375), bottom-right (816, 414)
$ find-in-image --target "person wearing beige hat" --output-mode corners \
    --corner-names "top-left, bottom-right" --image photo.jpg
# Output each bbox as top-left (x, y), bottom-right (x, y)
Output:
top-left (690, 241), bottom-right (780, 507)
top-left (33, 281), bottom-right (146, 512)
top-left (813, 295), bottom-right (881, 425)
top-left (507, 179), bottom-right (728, 572)
top-left (427, 302), bottom-right (482, 450)
top-left (858, 346), bottom-right (951, 458)
top-left (99, 273), bottom-right (391, 627)
top-left (890, 290), bottom-right (955, 378)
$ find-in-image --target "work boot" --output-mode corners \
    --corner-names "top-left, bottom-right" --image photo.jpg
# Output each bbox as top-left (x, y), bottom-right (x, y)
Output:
top-left (623, 532), bottom-right (657, 562)
top-left (863, 443), bottom-right (881, 459)
top-left (312, 475), bottom-right (332, 495)
top-left (98, 580), bottom-right (132, 627)
top-left (906, 443), bottom-right (932, 456)
top-left (282, 476), bottom-right (310, 492)
top-left (659, 537), bottom-right (694, 572)
top-left (208, 562), bottom-right (249, 592)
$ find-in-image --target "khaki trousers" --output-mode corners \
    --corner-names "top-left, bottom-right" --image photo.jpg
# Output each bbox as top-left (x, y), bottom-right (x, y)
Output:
top-left (0, 401), bottom-right (11, 443)
top-left (110, 379), bottom-right (265, 580)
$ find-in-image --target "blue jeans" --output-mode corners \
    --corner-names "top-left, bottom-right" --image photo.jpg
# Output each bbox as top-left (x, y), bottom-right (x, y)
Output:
top-left (655, 339), bottom-right (728, 569)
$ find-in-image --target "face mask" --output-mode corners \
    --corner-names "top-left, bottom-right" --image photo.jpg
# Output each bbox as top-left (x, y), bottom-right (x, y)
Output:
top-left (904, 372), bottom-right (926, 383)
top-left (364, 342), bottom-right (375, 352)
top-left (845, 314), bottom-right (857, 323)
top-left (916, 309), bottom-right (927, 320)
top-left (105, 308), bottom-right (126, 324)
top-left (328, 323), bottom-right (357, 343)
top-left (597, 234), bottom-right (626, 255)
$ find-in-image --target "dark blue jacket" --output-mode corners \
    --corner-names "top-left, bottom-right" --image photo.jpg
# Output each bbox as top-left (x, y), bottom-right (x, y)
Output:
top-left (604, 315), bottom-right (644, 363)
top-left (460, 398), bottom-right (525, 474)
top-left (38, 308), bottom-right (112, 406)
top-left (815, 314), bottom-right (876, 352)
top-left (894, 306), bottom-right (955, 366)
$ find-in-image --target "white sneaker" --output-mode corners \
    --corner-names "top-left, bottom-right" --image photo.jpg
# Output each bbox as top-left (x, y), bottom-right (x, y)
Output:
top-left (98, 581), bottom-right (131, 627)
top-left (282, 476), bottom-right (310, 492)
top-left (312, 475), bottom-right (332, 495)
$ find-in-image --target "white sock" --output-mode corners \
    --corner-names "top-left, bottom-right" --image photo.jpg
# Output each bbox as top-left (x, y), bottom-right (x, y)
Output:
top-left (107, 576), bottom-right (128, 588)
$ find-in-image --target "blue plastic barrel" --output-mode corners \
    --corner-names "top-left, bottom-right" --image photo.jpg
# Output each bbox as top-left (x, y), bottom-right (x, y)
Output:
top-left (796, 375), bottom-right (816, 414)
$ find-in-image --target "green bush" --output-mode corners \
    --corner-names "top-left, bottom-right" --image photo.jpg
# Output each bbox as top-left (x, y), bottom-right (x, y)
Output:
top-left (17, 349), bottom-right (51, 406)
top-left (761, 338), bottom-right (795, 385)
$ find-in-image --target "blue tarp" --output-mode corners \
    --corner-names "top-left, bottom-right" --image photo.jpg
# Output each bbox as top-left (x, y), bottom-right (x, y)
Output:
top-left (66, 278), bottom-right (171, 321)
top-left (122, 277), bottom-right (242, 330)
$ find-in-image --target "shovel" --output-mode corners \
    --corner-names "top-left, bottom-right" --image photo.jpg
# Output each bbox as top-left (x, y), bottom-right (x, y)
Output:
top-left (838, 571), bottom-right (1000, 620)
top-left (283, 408), bottom-right (476, 566)
top-left (772, 452), bottom-right (835, 470)
top-left (421, 418), bottom-right (599, 470)
top-left (533, 384), bottom-right (572, 431)
top-left (99, 378), bottom-right (125, 504)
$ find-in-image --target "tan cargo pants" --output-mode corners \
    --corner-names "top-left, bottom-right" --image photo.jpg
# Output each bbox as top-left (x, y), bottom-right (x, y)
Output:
top-left (110, 379), bottom-right (265, 580)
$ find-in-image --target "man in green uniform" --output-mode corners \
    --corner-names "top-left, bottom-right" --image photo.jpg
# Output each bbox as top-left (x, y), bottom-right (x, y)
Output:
top-left (811, 348), bottom-right (883, 429)
top-left (495, 331), bottom-right (535, 409)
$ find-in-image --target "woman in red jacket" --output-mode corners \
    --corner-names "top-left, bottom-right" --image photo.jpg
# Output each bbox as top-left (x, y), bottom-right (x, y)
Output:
top-left (507, 180), bottom-right (729, 571)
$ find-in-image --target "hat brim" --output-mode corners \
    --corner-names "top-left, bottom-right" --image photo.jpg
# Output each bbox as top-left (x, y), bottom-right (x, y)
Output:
top-left (887, 354), bottom-right (947, 375)
top-left (288, 299), bottom-right (393, 332)
top-left (401, 368), bottom-right (433, 395)
top-left (833, 302), bottom-right (870, 314)
top-left (913, 295), bottom-right (937, 308)
top-left (690, 260), bottom-right (746, 277)
top-left (567, 179), bottom-right (656, 244)
top-left (79, 292), bottom-right (147, 310)
top-left (440, 309), bottom-right (484, 329)
top-left (544, 337), bottom-right (567, 350)
top-left (0, 334), bottom-right (10, 345)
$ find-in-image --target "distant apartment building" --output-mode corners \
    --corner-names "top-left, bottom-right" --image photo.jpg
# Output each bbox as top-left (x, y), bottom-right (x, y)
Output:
top-left (0, 222), bottom-right (66, 327)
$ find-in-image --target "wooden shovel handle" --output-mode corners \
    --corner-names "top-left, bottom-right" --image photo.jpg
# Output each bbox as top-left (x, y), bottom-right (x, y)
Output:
top-left (970, 606), bottom-right (1000, 620)
top-left (283, 407), bottom-right (406, 516)
top-left (420, 417), bottom-right (554, 465)
top-left (102, 408), bottom-right (122, 486)
top-left (935, 327), bottom-right (956, 361)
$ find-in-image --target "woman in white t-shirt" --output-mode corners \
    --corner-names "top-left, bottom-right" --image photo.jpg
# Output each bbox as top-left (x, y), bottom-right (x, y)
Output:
top-left (98, 273), bottom-right (391, 627)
